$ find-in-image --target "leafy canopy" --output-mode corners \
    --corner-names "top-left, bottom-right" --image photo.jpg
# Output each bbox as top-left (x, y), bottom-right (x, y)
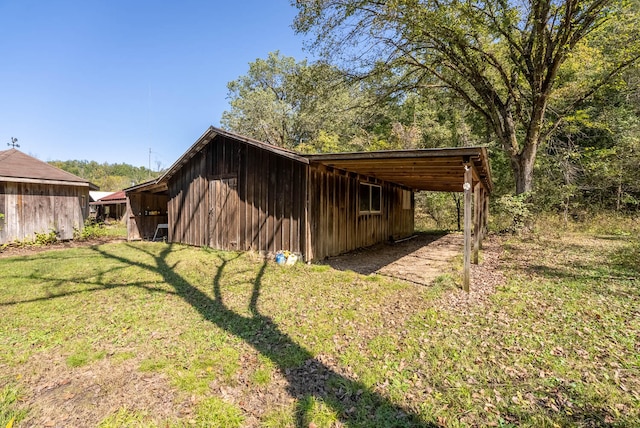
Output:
top-left (293, 0), bottom-right (640, 193)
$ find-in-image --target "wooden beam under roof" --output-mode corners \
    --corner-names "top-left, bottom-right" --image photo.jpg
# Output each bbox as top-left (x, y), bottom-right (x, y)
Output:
top-left (304, 146), bottom-right (492, 193)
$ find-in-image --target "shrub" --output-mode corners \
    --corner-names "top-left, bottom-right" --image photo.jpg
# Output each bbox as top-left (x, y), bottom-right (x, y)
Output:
top-left (34, 229), bottom-right (58, 245)
top-left (493, 193), bottom-right (533, 234)
top-left (74, 218), bottom-right (109, 240)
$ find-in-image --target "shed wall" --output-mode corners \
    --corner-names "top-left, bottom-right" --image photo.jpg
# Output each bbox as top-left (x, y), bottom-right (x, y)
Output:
top-left (0, 181), bottom-right (89, 243)
top-left (126, 192), bottom-right (169, 240)
top-left (308, 164), bottom-right (414, 260)
top-left (167, 136), bottom-right (307, 253)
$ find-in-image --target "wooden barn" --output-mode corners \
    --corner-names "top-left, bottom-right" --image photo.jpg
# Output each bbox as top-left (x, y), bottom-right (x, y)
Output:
top-left (0, 149), bottom-right (96, 243)
top-left (126, 127), bottom-right (492, 267)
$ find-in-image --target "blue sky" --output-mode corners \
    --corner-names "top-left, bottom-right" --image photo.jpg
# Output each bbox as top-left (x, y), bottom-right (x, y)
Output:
top-left (0, 0), bottom-right (309, 169)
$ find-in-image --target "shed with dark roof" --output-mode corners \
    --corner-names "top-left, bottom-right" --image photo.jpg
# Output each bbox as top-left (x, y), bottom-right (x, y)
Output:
top-left (0, 149), bottom-right (97, 243)
top-left (125, 127), bottom-right (492, 282)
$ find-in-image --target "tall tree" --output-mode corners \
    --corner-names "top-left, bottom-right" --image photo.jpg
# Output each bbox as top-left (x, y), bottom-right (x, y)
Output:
top-left (293, 0), bottom-right (640, 194)
top-left (221, 51), bottom-right (302, 148)
top-left (221, 51), bottom-right (388, 151)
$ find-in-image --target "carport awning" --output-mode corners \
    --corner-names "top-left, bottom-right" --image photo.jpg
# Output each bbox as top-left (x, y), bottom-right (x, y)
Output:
top-left (303, 147), bottom-right (492, 193)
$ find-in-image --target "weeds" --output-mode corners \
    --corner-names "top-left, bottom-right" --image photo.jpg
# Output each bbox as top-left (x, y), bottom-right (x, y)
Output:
top-left (74, 218), bottom-right (123, 240)
top-left (0, 385), bottom-right (28, 427)
top-left (33, 229), bottom-right (58, 245)
top-left (195, 397), bottom-right (244, 427)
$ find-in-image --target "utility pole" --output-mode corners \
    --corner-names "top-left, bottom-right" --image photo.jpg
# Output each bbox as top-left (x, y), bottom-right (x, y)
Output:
top-left (7, 137), bottom-right (19, 148)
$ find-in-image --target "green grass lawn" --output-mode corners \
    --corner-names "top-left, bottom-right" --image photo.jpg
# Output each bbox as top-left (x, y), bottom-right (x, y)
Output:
top-left (0, 225), bottom-right (638, 427)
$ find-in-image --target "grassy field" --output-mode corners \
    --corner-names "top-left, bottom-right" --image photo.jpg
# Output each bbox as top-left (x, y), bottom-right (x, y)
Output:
top-left (0, 220), bottom-right (638, 427)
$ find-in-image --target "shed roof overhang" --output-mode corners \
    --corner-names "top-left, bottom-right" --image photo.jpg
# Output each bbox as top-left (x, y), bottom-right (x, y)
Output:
top-left (304, 147), bottom-right (492, 193)
top-left (125, 179), bottom-right (168, 194)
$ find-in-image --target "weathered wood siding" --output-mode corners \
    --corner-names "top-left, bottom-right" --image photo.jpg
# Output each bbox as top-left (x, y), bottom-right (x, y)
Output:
top-left (167, 135), bottom-right (307, 254)
top-left (126, 192), bottom-right (169, 240)
top-left (0, 181), bottom-right (89, 243)
top-left (308, 164), bottom-right (414, 260)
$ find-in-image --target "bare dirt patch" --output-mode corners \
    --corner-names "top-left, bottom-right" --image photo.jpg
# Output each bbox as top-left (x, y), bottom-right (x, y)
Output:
top-left (325, 232), bottom-right (506, 308)
top-left (324, 232), bottom-right (463, 285)
top-left (436, 234), bottom-right (506, 309)
top-left (12, 353), bottom-right (187, 427)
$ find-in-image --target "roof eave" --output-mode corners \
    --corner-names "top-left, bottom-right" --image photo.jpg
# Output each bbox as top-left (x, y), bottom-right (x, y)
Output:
top-left (156, 126), bottom-right (310, 185)
top-left (0, 176), bottom-right (93, 187)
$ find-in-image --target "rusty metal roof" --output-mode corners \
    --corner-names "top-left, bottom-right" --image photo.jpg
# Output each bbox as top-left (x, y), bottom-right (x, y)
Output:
top-left (98, 190), bottom-right (126, 201)
top-left (90, 190), bottom-right (126, 206)
top-left (0, 149), bottom-right (94, 187)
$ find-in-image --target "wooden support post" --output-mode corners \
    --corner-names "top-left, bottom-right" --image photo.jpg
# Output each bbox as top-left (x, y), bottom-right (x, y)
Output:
top-left (463, 164), bottom-right (472, 292)
top-left (304, 166), bottom-right (312, 262)
top-left (482, 192), bottom-right (490, 247)
top-left (473, 182), bottom-right (481, 265)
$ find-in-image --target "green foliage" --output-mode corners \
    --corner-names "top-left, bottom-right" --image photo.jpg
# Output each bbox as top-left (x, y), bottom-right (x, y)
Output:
top-left (49, 159), bottom-right (160, 191)
top-left (33, 229), bottom-right (58, 245)
top-left (74, 218), bottom-right (109, 240)
top-left (494, 193), bottom-right (533, 233)
top-left (222, 51), bottom-right (383, 150)
top-left (221, 51), bottom-right (306, 148)
top-left (534, 65), bottom-right (640, 213)
top-left (415, 192), bottom-right (462, 231)
top-left (294, 0), bottom-right (640, 194)
top-left (72, 219), bottom-right (126, 241)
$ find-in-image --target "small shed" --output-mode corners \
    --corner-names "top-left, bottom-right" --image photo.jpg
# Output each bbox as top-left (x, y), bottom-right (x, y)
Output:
top-left (126, 127), bottom-right (492, 280)
top-left (89, 191), bottom-right (114, 217)
top-left (91, 190), bottom-right (127, 222)
top-left (0, 149), bottom-right (97, 243)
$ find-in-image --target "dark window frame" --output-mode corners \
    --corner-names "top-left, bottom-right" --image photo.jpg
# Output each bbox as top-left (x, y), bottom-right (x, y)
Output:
top-left (359, 182), bottom-right (382, 215)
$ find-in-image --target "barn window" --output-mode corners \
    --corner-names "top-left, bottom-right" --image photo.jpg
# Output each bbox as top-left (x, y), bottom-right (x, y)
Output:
top-left (359, 182), bottom-right (381, 214)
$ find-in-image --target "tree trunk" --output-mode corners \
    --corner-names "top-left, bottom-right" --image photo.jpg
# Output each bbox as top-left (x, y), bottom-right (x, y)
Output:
top-left (499, 93), bottom-right (546, 195)
top-left (511, 144), bottom-right (538, 195)
top-left (454, 193), bottom-right (462, 231)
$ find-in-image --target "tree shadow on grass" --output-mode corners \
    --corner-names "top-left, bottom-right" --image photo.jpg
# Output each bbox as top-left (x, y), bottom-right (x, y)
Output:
top-left (91, 243), bottom-right (435, 427)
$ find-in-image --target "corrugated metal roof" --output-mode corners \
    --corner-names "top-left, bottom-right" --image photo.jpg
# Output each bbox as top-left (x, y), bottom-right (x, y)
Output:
top-left (98, 190), bottom-right (126, 201)
top-left (0, 149), bottom-right (92, 186)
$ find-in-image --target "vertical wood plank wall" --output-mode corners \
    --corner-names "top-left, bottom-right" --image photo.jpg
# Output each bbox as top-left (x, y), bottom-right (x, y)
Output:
top-left (167, 136), bottom-right (307, 254)
top-left (158, 135), bottom-right (417, 260)
top-left (308, 164), bottom-right (414, 260)
top-left (126, 192), bottom-right (169, 240)
top-left (0, 181), bottom-right (89, 243)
